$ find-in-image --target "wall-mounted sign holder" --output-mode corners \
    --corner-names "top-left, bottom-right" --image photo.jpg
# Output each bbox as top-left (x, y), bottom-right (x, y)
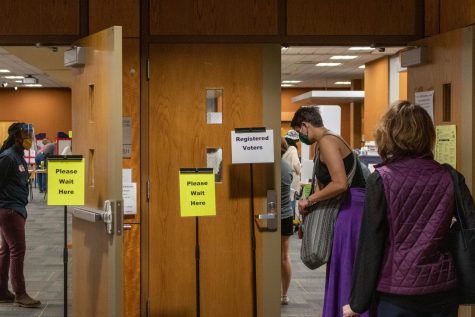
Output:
top-left (47, 155), bottom-right (84, 317)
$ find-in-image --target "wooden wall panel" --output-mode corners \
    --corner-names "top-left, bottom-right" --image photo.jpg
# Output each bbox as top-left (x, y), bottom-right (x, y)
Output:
top-left (149, 0), bottom-right (278, 35)
top-left (148, 44), bottom-right (264, 317)
top-left (89, 0), bottom-right (140, 37)
top-left (440, 0), bottom-right (475, 33)
top-left (408, 28), bottom-right (463, 170)
top-left (425, 0), bottom-right (440, 36)
top-left (122, 39), bottom-right (141, 222)
top-left (0, 89), bottom-right (71, 140)
top-left (123, 224), bottom-right (140, 317)
top-left (0, 0), bottom-right (79, 35)
top-left (363, 57), bottom-right (389, 141)
top-left (288, 0), bottom-right (419, 36)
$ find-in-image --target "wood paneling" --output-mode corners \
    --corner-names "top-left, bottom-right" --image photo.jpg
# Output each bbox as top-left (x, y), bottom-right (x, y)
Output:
top-left (287, 0), bottom-right (419, 36)
top-left (408, 28), bottom-right (463, 172)
top-left (149, 0), bottom-right (278, 35)
top-left (89, 0), bottom-right (140, 37)
top-left (363, 57), bottom-right (389, 141)
top-left (0, 121), bottom-right (17, 145)
top-left (0, 1), bottom-right (79, 35)
top-left (425, 0), bottom-right (440, 36)
top-left (0, 89), bottom-right (71, 140)
top-left (122, 39), bottom-right (141, 223)
top-left (72, 27), bottom-right (123, 317)
top-left (440, 0), bottom-right (475, 33)
top-left (149, 44), bottom-right (264, 317)
top-left (123, 224), bottom-right (140, 317)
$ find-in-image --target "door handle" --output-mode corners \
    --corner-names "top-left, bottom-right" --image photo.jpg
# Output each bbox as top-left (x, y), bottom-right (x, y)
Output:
top-left (72, 200), bottom-right (123, 236)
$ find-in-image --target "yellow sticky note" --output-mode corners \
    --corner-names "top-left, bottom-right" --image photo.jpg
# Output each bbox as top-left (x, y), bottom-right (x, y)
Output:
top-left (47, 159), bottom-right (85, 206)
top-left (179, 171), bottom-right (216, 217)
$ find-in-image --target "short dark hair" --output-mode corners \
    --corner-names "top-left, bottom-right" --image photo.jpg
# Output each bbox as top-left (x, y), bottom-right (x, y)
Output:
top-left (290, 106), bottom-right (324, 128)
top-left (375, 100), bottom-right (435, 161)
top-left (285, 137), bottom-right (298, 147)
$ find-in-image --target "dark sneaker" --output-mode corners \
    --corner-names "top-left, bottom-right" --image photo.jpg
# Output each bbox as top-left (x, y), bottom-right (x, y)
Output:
top-left (0, 290), bottom-right (14, 303)
top-left (14, 293), bottom-right (41, 308)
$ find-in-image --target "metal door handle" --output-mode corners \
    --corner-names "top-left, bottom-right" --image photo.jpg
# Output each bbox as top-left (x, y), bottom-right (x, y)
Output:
top-left (72, 200), bottom-right (123, 236)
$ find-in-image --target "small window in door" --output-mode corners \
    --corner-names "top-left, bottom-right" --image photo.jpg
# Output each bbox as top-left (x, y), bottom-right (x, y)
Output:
top-left (206, 89), bottom-right (223, 124)
top-left (207, 148), bottom-right (223, 183)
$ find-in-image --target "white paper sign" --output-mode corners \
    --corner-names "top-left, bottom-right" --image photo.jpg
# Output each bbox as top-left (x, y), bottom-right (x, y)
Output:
top-left (123, 183), bottom-right (137, 215)
top-left (123, 169), bottom-right (132, 184)
top-left (231, 129), bottom-right (274, 164)
top-left (415, 91), bottom-right (434, 121)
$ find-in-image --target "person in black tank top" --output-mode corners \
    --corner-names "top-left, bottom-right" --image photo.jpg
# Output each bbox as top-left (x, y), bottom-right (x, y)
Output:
top-left (291, 107), bottom-right (374, 317)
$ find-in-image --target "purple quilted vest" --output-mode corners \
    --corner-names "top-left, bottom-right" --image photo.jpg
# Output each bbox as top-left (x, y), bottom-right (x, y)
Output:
top-left (376, 157), bottom-right (457, 295)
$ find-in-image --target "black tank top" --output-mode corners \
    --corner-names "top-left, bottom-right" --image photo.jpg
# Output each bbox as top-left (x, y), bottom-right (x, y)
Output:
top-left (316, 151), bottom-right (366, 189)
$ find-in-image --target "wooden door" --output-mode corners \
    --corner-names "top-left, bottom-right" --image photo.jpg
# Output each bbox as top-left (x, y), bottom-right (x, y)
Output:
top-left (70, 26), bottom-right (123, 317)
top-left (147, 44), bottom-right (279, 317)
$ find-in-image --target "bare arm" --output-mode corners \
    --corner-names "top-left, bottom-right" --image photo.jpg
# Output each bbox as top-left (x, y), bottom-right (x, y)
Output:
top-left (299, 137), bottom-right (349, 214)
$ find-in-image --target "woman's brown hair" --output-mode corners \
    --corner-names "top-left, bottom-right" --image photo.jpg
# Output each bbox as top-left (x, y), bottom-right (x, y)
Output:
top-left (281, 136), bottom-right (289, 156)
top-left (375, 100), bottom-right (435, 161)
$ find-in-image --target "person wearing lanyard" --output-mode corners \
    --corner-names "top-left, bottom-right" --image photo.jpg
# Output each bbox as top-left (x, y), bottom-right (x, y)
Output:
top-left (0, 123), bottom-right (41, 308)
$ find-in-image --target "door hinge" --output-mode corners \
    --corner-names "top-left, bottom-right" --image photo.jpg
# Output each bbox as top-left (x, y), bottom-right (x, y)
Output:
top-left (146, 58), bottom-right (150, 81)
top-left (146, 179), bottom-right (150, 202)
top-left (146, 298), bottom-right (150, 317)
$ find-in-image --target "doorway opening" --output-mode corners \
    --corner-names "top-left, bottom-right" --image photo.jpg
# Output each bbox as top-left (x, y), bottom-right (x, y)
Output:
top-left (280, 45), bottom-right (406, 316)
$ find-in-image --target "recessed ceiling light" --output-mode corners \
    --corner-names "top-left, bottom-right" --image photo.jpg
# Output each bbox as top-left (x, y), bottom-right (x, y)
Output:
top-left (359, 65), bottom-right (366, 69)
top-left (24, 84), bottom-right (42, 87)
top-left (282, 80), bottom-right (302, 84)
top-left (281, 84), bottom-right (294, 87)
top-left (316, 62), bottom-right (342, 67)
top-left (330, 56), bottom-right (358, 60)
top-left (335, 81), bottom-right (351, 85)
top-left (0, 69), bottom-right (11, 73)
top-left (349, 47), bottom-right (374, 51)
top-left (3, 76), bottom-right (24, 79)
top-left (14, 80), bottom-right (22, 83)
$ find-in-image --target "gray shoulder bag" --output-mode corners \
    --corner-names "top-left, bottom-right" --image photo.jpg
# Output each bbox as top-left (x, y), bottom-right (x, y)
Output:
top-left (300, 135), bottom-right (357, 270)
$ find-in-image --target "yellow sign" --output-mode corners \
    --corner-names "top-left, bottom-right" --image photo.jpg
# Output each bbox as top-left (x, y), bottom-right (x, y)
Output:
top-left (68, 130), bottom-right (73, 138)
top-left (47, 159), bottom-right (85, 205)
top-left (435, 124), bottom-right (456, 168)
top-left (179, 170), bottom-right (216, 217)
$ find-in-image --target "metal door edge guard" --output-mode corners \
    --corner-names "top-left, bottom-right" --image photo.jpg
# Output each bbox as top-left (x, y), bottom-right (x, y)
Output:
top-left (72, 200), bottom-right (123, 236)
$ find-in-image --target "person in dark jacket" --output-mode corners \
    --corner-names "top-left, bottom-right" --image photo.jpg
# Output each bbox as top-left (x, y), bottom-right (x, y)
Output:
top-left (343, 101), bottom-right (461, 317)
top-left (0, 123), bottom-right (41, 308)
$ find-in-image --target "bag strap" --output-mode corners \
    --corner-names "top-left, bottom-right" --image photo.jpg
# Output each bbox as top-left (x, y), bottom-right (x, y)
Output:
top-left (443, 164), bottom-right (470, 250)
top-left (310, 133), bottom-right (357, 195)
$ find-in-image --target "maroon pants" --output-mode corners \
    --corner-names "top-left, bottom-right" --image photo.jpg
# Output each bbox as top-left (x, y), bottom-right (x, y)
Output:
top-left (0, 208), bottom-right (26, 295)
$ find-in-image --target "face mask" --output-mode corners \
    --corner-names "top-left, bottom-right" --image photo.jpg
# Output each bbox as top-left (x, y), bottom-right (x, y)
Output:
top-left (299, 133), bottom-right (312, 145)
top-left (22, 138), bottom-right (32, 150)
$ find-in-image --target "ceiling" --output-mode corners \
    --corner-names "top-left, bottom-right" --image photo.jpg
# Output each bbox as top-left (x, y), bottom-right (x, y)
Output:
top-left (282, 46), bottom-right (405, 88)
top-left (0, 46), bottom-right (71, 89)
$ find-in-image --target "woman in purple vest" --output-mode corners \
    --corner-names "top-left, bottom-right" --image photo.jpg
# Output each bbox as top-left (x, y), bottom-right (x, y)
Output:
top-left (291, 106), bottom-right (372, 317)
top-left (343, 101), bottom-right (459, 317)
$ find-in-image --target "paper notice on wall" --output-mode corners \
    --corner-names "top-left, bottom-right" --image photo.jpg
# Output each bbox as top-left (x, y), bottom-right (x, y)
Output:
top-left (231, 129), bottom-right (274, 164)
top-left (435, 124), bottom-right (456, 168)
top-left (415, 91), bottom-right (434, 121)
top-left (123, 117), bottom-right (132, 158)
top-left (123, 183), bottom-right (137, 215)
top-left (123, 169), bottom-right (132, 184)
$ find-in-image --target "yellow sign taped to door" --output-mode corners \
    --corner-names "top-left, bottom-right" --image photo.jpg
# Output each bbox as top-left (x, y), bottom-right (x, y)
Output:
top-left (179, 169), bottom-right (216, 217)
top-left (47, 159), bottom-right (85, 205)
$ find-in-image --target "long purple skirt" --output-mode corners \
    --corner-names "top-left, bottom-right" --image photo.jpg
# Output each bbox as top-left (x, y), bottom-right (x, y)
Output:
top-left (322, 188), bottom-right (374, 317)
